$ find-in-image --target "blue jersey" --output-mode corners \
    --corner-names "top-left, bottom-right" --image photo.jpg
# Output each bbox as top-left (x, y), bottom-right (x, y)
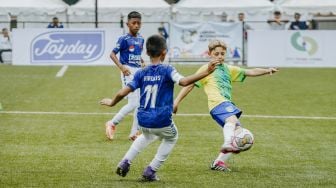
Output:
top-left (127, 64), bottom-right (184, 128)
top-left (112, 33), bottom-right (144, 68)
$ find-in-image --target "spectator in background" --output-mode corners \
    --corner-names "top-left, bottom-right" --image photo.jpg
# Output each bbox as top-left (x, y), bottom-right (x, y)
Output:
top-left (0, 28), bottom-right (11, 63)
top-left (238, 13), bottom-right (252, 64)
top-left (238, 13), bottom-right (252, 40)
top-left (47, 17), bottom-right (64, 28)
top-left (267, 11), bottom-right (289, 30)
top-left (289, 13), bottom-right (309, 30)
top-left (158, 22), bottom-right (169, 41)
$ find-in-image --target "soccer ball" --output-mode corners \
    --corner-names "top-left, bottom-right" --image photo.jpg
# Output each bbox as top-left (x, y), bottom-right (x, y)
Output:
top-left (232, 127), bottom-right (254, 151)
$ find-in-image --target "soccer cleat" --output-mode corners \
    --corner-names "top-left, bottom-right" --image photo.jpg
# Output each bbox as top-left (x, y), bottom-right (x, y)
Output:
top-left (221, 144), bottom-right (240, 154)
top-left (105, 121), bottom-right (116, 140)
top-left (129, 130), bottom-right (142, 141)
top-left (141, 166), bottom-right (160, 181)
top-left (116, 159), bottom-right (130, 177)
top-left (210, 160), bottom-right (231, 172)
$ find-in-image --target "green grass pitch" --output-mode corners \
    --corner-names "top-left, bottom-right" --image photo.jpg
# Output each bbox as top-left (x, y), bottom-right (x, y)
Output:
top-left (0, 65), bottom-right (335, 187)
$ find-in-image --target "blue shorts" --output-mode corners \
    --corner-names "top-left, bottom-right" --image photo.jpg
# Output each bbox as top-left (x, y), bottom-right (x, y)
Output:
top-left (210, 101), bottom-right (242, 127)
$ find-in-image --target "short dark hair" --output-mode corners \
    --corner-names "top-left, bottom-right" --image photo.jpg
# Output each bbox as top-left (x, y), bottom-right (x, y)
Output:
top-left (146, 35), bottom-right (167, 58)
top-left (128, 11), bottom-right (142, 20)
top-left (294, 12), bottom-right (301, 17)
top-left (274, 11), bottom-right (281, 15)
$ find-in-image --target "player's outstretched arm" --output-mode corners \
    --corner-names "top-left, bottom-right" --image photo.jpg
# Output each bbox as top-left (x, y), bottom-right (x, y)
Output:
top-left (100, 86), bottom-right (133, 107)
top-left (178, 59), bottom-right (220, 86)
top-left (245, 67), bottom-right (278, 77)
top-left (173, 84), bottom-right (195, 113)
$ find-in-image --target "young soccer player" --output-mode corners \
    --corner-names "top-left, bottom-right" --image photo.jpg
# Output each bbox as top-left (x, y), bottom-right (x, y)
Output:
top-left (100, 35), bottom-right (220, 181)
top-left (173, 40), bottom-right (278, 172)
top-left (106, 11), bottom-right (144, 141)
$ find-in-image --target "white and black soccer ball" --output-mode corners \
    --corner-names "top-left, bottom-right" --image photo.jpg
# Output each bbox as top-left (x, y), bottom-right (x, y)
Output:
top-left (232, 128), bottom-right (254, 151)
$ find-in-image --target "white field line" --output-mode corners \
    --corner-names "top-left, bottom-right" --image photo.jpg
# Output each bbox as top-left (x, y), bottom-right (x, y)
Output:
top-left (0, 111), bottom-right (336, 120)
top-left (56, 65), bottom-right (68, 78)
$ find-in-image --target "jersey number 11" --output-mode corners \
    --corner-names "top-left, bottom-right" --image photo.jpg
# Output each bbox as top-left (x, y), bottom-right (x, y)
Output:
top-left (144, 84), bottom-right (158, 108)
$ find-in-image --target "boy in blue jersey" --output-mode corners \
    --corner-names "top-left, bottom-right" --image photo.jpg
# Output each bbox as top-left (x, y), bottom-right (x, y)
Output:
top-left (106, 11), bottom-right (145, 141)
top-left (100, 35), bottom-right (220, 181)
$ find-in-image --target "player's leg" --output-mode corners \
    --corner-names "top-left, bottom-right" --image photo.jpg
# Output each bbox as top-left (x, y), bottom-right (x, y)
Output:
top-left (210, 115), bottom-right (237, 172)
top-left (105, 70), bottom-right (139, 140)
top-left (116, 128), bottom-right (158, 177)
top-left (127, 89), bottom-right (141, 140)
top-left (142, 123), bottom-right (178, 181)
top-left (211, 118), bottom-right (244, 171)
top-left (222, 115), bottom-right (240, 153)
top-left (209, 102), bottom-right (242, 171)
top-left (210, 102), bottom-right (242, 153)
top-left (105, 99), bottom-right (138, 140)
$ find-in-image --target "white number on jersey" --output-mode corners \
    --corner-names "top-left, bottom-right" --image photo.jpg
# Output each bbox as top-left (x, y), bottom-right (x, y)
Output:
top-left (144, 84), bottom-right (158, 108)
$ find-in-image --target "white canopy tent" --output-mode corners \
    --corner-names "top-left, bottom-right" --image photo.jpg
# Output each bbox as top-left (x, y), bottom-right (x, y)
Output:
top-left (173, 0), bottom-right (275, 22)
top-left (0, 0), bottom-right (68, 26)
top-left (68, 0), bottom-right (171, 23)
top-left (68, 0), bottom-right (171, 62)
top-left (278, 0), bottom-right (336, 17)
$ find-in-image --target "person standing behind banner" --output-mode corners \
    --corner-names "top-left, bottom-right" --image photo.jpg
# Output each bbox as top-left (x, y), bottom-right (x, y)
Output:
top-left (47, 17), bottom-right (64, 28)
top-left (158, 22), bottom-right (169, 41)
top-left (289, 13), bottom-right (309, 30)
top-left (0, 28), bottom-right (12, 64)
top-left (238, 13), bottom-right (252, 40)
top-left (267, 11), bottom-right (289, 30)
top-left (238, 13), bottom-right (252, 63)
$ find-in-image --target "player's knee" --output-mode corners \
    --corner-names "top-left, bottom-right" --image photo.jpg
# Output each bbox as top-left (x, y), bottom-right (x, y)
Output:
top-left (164, 135), bottom-right (178, 144)
top-left (225, 116), bottom-right (239, 126)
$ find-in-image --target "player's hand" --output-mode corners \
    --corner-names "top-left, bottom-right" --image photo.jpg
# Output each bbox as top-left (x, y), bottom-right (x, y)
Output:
top-left (121, 65), bottom-right (131, 76)
top-left (207, 59), bottom-right (221, 73)
top-left (269, 67), bottom-right (279, 75)
top-left (100, 98), bottom-right (113, 107)
top-left (141, 62), bottom-right (146, 68)
top-left (173, 103), bottom-right (178, 114)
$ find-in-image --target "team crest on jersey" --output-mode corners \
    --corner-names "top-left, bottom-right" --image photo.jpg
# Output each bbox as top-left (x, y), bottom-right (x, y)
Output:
top-left (129, 45), bottom-right (135, 52)
top-left (225, 106), bottom-right (235, 113)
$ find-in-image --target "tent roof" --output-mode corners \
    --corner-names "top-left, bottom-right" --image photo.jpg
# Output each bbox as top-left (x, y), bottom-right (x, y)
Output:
top-left (0, 0), bottom-right (68, 16)
top-left (68, 0), bottom-right (170, 17)
top-left (279, 0), bottom-right (336, 15)
top-left (173, 0), bottom-right (274, 15)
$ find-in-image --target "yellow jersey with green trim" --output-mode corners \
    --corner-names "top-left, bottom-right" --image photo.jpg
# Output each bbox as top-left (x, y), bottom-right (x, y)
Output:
top-left (195, 63), bottom-right (246, 111)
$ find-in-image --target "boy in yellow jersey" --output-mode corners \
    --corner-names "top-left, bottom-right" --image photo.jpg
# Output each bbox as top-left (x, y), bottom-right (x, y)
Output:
top-left (173, 40), bottom-right (278, 172)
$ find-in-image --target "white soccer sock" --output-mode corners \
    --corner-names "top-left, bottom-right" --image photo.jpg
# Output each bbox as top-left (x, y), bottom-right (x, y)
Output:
top-left (149, 137), bottom-right (177, 171)
top-left (123, 134), bottom-right (157, 162)
top-left (111, 102), bottom-right (138, 125)
top-left (215, 152), bottom-right (233, 162)
top-left (223, 122), bottom-right (236, 146)
top-left (129, 108), bottom-right (139, 137)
